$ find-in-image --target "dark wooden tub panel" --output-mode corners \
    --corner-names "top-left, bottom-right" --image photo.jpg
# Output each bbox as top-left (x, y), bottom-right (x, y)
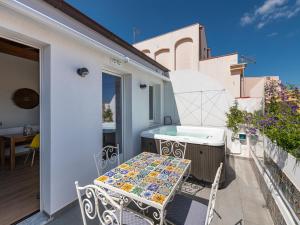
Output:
top-left (141, 137), bottom-right (226, 184)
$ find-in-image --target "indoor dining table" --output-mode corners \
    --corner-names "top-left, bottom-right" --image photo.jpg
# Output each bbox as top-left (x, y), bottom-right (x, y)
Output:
top-left (0, 133), bottom-right (35, 170)
top-left (94, 152), bottom-right (191, 225)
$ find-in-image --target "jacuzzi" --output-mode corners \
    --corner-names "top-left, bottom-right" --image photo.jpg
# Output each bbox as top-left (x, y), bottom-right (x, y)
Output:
top-left (141, 126), bottom-right (225, 146)
top-left (141, 125), bottom-right (226, 185)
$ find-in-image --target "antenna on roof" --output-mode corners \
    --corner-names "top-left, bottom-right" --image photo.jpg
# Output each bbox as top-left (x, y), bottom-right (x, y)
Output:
top-left (240, 55), bottom-right (256, 64)
top-left (132, 27), bottom-right (141, 44)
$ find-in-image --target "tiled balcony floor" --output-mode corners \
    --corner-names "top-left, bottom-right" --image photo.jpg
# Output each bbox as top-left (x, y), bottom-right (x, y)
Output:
top-left (45, 156), bottom-right (274, 225)
top-left (181, 156), bottom-right (274, 225)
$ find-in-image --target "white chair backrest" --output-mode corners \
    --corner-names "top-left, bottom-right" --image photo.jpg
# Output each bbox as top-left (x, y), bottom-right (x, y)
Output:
top-left (94, 145), bottom-right (120, 176)
top-left (75, 181), bottom-right (123, 225)
top-left (159, 140), bottom-right (187, 159)
top-left (205, 163), bottom-right (223, 225)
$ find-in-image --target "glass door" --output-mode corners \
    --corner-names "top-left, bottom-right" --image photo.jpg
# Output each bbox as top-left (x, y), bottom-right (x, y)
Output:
top-left (102, 73), bottom-right (122, 155)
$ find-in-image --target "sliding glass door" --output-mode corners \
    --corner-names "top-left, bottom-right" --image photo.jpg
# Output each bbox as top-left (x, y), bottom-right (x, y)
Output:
top-left (102, 73), bottom-right (122, 154)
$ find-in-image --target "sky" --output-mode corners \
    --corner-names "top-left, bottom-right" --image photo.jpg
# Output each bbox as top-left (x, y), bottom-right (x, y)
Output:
top-left (66, 0), bottom-right (300, 85)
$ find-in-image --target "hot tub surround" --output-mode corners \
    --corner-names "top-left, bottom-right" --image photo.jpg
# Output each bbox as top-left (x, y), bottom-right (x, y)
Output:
top-left (141, 126), bottom-right (226, 185)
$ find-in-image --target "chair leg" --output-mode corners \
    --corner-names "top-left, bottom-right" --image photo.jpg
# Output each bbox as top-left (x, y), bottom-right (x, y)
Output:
top-left (24, 150), bottom-right (31, 165)
top-left (31, 150), bottom-right (36, 167)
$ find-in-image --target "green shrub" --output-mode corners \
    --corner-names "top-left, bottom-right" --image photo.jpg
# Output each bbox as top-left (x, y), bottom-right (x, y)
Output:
top-left (226, 101), bottom-right (245, 136)
top-left (226, 81), bottom-right (300, 159)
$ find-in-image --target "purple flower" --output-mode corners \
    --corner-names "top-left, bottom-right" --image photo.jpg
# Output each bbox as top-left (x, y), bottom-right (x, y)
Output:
top-left (291, 105), bottom-right (299, 113)
top-left (248, 127), bottom-right (257, 135)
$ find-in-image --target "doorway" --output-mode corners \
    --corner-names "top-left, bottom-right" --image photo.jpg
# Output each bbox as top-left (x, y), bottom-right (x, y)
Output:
top-left (102, 72), bottom-right (123, 164)
top-left (0, 37), bottom-right (40, 225)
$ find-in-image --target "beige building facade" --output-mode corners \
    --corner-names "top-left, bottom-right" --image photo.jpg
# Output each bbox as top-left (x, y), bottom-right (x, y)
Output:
top-left (134, 24), bottom-right (209, 72)
top-left (134, 23), bottom-right (277, 99)
top-left (134, 23), bottom-right (280, 127)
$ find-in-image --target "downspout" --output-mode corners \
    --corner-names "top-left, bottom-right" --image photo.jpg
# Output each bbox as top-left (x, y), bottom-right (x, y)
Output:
top-left (240, 68), bottom-right (245, 97)
top-left (240, 76), bottom-right (243, 97)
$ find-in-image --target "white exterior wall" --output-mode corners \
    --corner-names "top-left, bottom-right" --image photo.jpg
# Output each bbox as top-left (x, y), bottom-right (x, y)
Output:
top-left (199, 54), bottom-right (241, 98)
top-left (165, 70), bottom-right (234, 127)
top-left (49, 38), bottom-right (106, 214)
top-left (131, 73), bottom-right (163, 159)
top-left (0, 0), bottom-right (165, 215)
top-left (134, 26), bottom-right (245, 128)
top-left (236, 98), bottom-right (263, 113)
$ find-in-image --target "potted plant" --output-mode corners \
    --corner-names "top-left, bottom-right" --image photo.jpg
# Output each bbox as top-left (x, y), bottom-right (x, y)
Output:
top-left (244, 111), bottom-right (261, 146)
top-left (226, 101), bottom-right (245, 141)
top-left (103, 107), bottom-right (113, 122)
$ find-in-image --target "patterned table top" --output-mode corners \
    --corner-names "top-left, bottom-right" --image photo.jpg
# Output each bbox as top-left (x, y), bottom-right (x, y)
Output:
top-left (94, 152), bottom-right (191, 209)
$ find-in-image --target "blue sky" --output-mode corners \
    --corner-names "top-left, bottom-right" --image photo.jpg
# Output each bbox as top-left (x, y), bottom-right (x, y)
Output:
top-left (66, 0), bottom-right (300, 85)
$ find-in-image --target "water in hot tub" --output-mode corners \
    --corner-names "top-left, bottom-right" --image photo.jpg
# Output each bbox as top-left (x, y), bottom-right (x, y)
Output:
top-left (156, 127), bottom-right (212, 139)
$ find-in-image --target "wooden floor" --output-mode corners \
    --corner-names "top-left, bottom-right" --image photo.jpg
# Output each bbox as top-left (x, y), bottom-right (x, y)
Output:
top-left (0, 156), bottom-right (39, 225)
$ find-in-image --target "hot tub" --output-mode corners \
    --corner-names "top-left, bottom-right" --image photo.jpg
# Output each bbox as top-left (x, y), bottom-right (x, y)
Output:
top-left (141, 126), bottom-right (226, 185)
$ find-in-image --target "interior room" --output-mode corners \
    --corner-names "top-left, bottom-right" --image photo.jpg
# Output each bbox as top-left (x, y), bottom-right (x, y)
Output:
top-left (0, 37), bottom-right (40, 225)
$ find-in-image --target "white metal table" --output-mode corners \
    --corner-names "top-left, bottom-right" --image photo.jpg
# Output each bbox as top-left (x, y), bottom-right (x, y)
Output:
top-left (94, 152), bottom-right (191, 225)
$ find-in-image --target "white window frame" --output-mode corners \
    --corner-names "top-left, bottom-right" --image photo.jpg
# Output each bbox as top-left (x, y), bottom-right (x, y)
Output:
top-left (149, 85), bottom-right (155, 122)
top-left (101, 70), bottom-right (124, 163)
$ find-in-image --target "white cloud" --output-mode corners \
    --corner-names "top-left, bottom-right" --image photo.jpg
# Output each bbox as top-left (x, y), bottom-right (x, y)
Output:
top-left (267, 32), bottom-right (279, 37)
top-left (256, 0), bottom-right (287, 15)
top-left (240, 13), bottom-right (254, 26)
top-left (240, 0), bottom-right (300, 28)
top-left (257, 22), bottom-right (266, 29)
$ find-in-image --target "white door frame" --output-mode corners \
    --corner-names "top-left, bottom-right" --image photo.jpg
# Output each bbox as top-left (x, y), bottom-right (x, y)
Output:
top-left (0, 29), bottom-right (50, 214)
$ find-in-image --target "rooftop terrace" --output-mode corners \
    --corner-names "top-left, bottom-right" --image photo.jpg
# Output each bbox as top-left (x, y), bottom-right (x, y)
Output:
top-left (36, 156), bottom-right (273, 225)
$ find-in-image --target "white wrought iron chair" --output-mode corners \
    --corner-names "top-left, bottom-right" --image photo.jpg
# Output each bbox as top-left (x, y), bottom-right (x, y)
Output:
top-left (165, 163), bottom-right (223, 225)
top-left (75, 181), bottom-right (153, 225)
top-left (159, 140), bottom-right (187, 159)
top-left (94, 144), bottom-right (120, 176)
top-left (160, 140), bottom-right (189, 193)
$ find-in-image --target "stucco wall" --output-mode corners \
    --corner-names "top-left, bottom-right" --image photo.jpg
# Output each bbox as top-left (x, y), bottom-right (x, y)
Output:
top-left (155, 48), bottom-right (171, 70)
top-left (0, 1), bottom-right (164, 215)
top-left (131, 73), bottom-right (163, 159)
top-left (175, 38), bottom-right (193, 70)
top-left (134, 24), bottom-right (202, 71)
top-left (0, 52), bottom-right (39, 128)
top-left (165, 70), bottom-right (234, 127)
top-left (243, 77), bottom-right (265, 98)
top-left (237, 97), bottom-right (263, 113)
top-left (199, 54), bottom-right (241, 98)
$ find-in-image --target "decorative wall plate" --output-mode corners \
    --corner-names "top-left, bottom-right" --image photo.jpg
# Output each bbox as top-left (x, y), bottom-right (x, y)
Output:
top-left (12, 88), bottom-right (39, 109)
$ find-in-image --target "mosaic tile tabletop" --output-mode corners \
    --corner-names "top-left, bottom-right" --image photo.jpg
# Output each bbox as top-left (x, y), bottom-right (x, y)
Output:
top-left (95, 152), bottom-right (191, 207)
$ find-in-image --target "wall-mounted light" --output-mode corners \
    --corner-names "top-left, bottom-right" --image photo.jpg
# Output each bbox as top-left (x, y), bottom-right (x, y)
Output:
top-left (140, 83), bottom-right (147, 89)
top-left (77, 67), bottom-right (89, 77)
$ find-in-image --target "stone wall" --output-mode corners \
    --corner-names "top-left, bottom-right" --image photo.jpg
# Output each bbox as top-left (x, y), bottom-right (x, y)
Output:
top-left (250, 155), bottom-right (287, 225)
